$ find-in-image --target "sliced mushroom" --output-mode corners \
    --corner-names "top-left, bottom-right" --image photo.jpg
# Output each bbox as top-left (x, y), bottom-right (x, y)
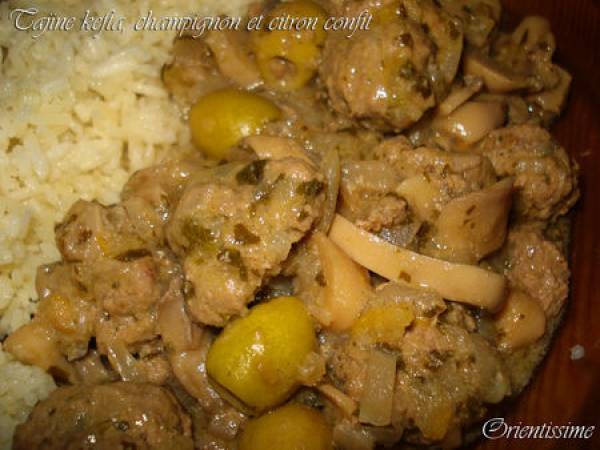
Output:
top-left (328, 214), bottom-right (507, 311)
top-left (204, 30), bottom-right (262, 89)
top-left (314, 232), bottom-right (372, 331)
top-left (436, 101), bottom-right (506, 146)
top-left (396, 175), bottom-right (440, 222)
top-left (464, 51), bottom-right (526, 93)
top-left (511, 16), bottom-right (555, 54)
top-left (495, 290), bottom-right (546, 350)
top-left (318, 384), bottom-right (358, 417)
top-left (427, 178), bottom-right (513, 264)
top-left (437, 77), bottom-right (484, 116)
top-left (528, 65), bottom-right (572, 115)
top-left (244, 135), bottom-right (315, 166)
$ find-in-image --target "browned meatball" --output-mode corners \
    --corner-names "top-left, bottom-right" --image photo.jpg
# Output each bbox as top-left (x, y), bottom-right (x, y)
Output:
top-left (322, 284), bottom-right (510, 445)
top-left (13, 383), bottom-right (193, 450)
top-left (166, 158), bottom-right (324, 326)
top-left (477, 125), bottom-right (579, 220)
top-left (319, 0), bottom-right (463, 131)
top-left (504, 224), bottom-right (569, 318)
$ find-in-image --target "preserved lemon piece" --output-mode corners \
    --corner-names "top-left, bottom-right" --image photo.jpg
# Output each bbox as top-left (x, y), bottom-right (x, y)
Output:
top-left (239, 403), bottom-right (333, 450)
top-left (4, 321), bottom-right (75, 381)
top-left (37, 294), bottom-right (78, 334)
top-left (189, 88), bottom-right (281, 159)
top-left (352, 304), bottom-right (414, 346)
top-left (206, 296), bottom-right (316, 410)
top-left (252, 0), bottom-right (327, 91)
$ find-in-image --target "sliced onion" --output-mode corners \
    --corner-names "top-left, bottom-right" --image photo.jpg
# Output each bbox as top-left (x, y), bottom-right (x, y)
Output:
top-left (318, 384), bottom-right (357, 417)
top-left (297, 351), bottom-right (326, 386)
top-left (170, 350), bottom-right (219, 407)
top-left (437, 78), bottom-right (484, 116)
top-left (333, 421), bottom-right (376, 450)
top-left (358, 350), bottom-right (397, 426)
top-left (317, 146), bottom-right (341, 233)
top-left (158, 291), bottom-right (194, 352)
top-left (106, 342), bottom-right (143, 382)
top-left (511, 16), bottom-right (555, 53)
top-left (204, 30), bottom-right (262, 89)
top-left (244, 135), bottom-right (316, 166)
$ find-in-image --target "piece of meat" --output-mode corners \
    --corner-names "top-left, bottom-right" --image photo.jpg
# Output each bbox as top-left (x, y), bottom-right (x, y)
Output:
top-left (339, 160), bottom-right (408, 233)
top-left (92, 257), bottom-right (159, 316)
top-left (89, 257), bottom-right (163, 353)
top-left (55, 200), bottom-right (107, 261)
top-left (161, 36), bottom-right (226, 104)
top-left (122, 156), bottom-right (211, 212)
top-left (55, 199), bottom-right (163, 262)
top-left (319, 0), bottom-right (463, 131)
top-left (477, 125), bottom-right (579, 220)
top-left (439, 0), bottom-right (501, 47)
top-left (7, 250), bottom-right (182, 385)
top-left (503, 225), bottom-right (569, 318)
top-left (282, 237), bottom-right (327, 323)
top-left (166, 158), bottom-right (324, 326)
top-left (324, 283), bottom-right (511, 446)
top-left (374, 137), bottom-right (497, 210)
top-left (169, 332), bottom-right (248, 447)
top-left (204, 30), bottom-right (262, 89)
top-left (394, 323), bottom-right (510, 444)
top-left (34, 262), bottom-right (97, 361)
top-left (13, 382), bottom-right (193, 450)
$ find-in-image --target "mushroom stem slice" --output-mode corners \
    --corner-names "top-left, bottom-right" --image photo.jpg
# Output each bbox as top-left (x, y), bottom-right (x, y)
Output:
top-left (328, 214), bottom-right (507, 312)
top-left (430, 178), bottom-right (514, 264)
top-left (315, 232), bottom-right (372, 331)
top-left (244, 135), bottom-right (315, 166)
top-left (464, 51), bottom-right (526, 94)
top-left (437, 78), bottom-right (484, 117)
top-left (436, 101), bottom-right (506, 146)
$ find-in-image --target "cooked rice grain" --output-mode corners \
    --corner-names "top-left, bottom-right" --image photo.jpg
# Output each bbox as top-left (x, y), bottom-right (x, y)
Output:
top-left (0, 0), bottom-right (253, 447)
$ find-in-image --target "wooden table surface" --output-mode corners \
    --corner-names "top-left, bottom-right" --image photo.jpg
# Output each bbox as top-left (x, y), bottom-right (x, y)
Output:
top-left (472, 1), bottom-right (600, 449)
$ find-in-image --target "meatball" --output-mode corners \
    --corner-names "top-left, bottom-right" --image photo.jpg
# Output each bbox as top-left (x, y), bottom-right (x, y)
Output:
top-left (374, 136), bottom-right (497, 210)
top-left (319, 0), bottom-right (463, 131)
top-left (55, 199), bottom-right (164, 262)
top-left (477, 125), bottom-right (579, 220)
top-left (323, 284), bottom-right (511, 445)
top-left (439, 0), bottom-right (501, 47)
top-left (166, 158), bottom-right (324, 326)
top-left (504, 224), bottom-right (569, 318)
top-left (13, 383), bottom-right (193, 450)
top-left (339, 159), bottom-right (408, 232)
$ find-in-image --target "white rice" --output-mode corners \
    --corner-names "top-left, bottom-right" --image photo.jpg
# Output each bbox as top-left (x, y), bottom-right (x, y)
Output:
top-left (0, 0), bottom-right (252, 447)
